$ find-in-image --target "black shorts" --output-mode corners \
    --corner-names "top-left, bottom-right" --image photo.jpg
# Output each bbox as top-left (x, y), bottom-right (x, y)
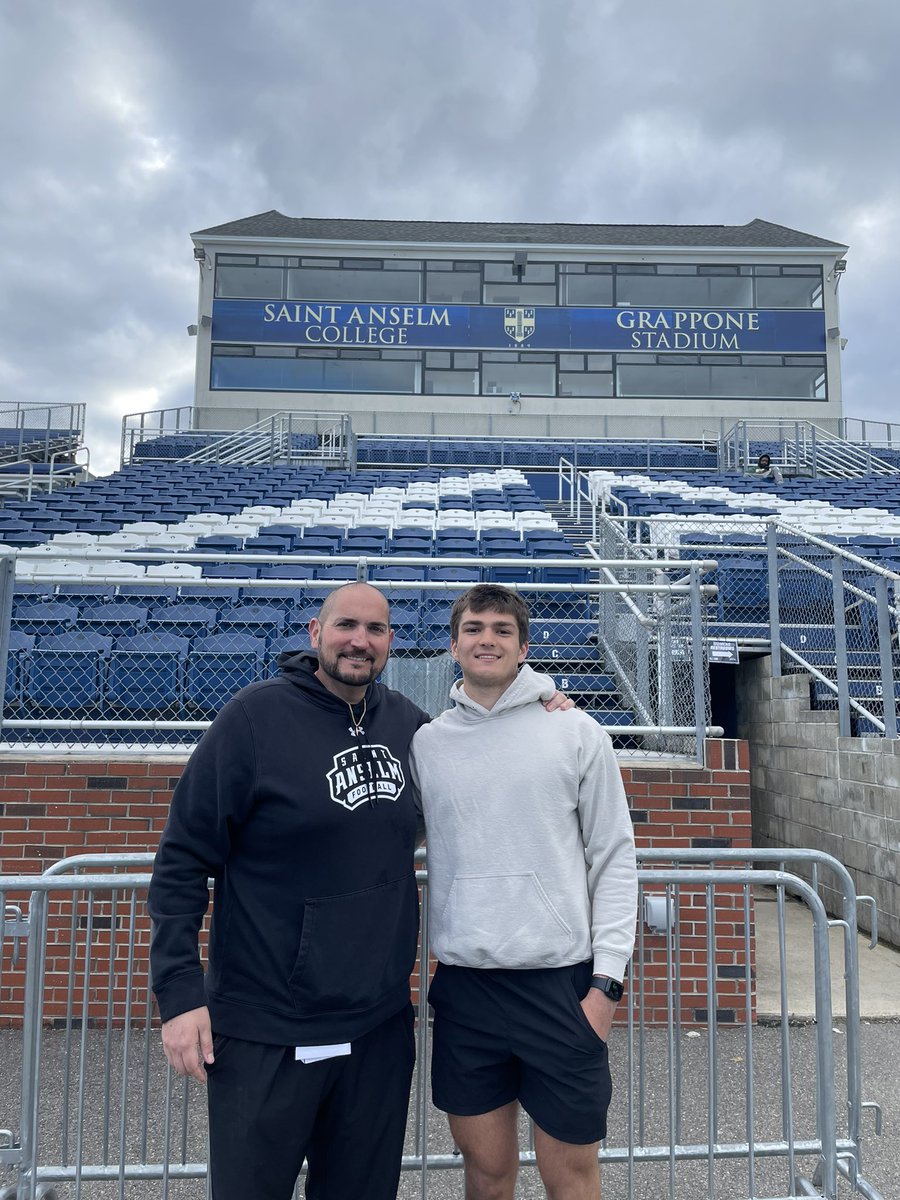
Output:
top-left (428, 960), bottom-right (612, 1145)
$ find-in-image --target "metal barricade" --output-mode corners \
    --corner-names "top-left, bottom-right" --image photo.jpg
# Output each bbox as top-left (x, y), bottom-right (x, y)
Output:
top-left (0, 853), bottom-right (885, 1199)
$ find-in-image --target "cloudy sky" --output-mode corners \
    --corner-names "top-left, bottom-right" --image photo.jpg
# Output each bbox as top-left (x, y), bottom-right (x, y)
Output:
top-left (2, 0), bottom-right (898, 476)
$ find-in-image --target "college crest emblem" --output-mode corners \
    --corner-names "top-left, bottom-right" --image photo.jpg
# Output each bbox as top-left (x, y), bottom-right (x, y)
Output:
top-left (503, 307), bottom-right (536, 344)
top-left (327, 743), bottom-right (406, 811)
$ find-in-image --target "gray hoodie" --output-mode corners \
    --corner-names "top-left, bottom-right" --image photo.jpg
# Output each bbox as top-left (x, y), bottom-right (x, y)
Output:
top-left (410, 665), bottom-right (637, 981)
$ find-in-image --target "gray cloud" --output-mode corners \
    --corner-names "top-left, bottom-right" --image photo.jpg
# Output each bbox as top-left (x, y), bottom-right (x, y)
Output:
top-left (1, 0), bottom-right (898, 473)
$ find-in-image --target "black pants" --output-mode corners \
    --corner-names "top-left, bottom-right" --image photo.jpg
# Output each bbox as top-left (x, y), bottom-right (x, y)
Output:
top-left (206, 1005), bottom-right (415, 1200)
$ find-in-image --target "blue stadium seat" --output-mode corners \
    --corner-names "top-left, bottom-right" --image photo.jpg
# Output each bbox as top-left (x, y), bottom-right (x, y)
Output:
top-left (195, 535), bottom-right (244, 553)
top-left (301, 527), bottom-right (344, 546)
top-left (258, 564), bottom-right (317, 581)
top-left (244, 586), bottom-right (311, 614)
top-left (12, 602), bottom-right (79, 637)
top-left (0, 531), bottom-right (51, 548)
top-left (435, 539), bottom-right (479, 556)
top-left (390, 536), bottom-right (434, 555)
top-left (294, 537), bottom-right (340, 554)
top-left (371, 566), bottom-right (427, 582)
top-left (260, 524), bottom-right (306, 548)
top-left (186, 633), bottom-right (267, 714)
top-left (342, 537), bottom-right (389, 556)
top-left (419, 614), bottom-right (451, 649)
top-left (717, 559), bottom-right (770, 622)
top-left (26, 631), bottom-right (113, 712)
top-left (116, 584), bottom-right (179, 606)
top-left (348, 526), bottom-right (391, 543)
top-left (244, 536), bottom-right (293, 555)
top-left (106, 632), bottom-right (189, 712)
top-left (389, 622), bottom-right (419, 650)
top-left (148, 603), bottom-right (217, 639)
top-left (393, 527), bottom-right (437, 544)
top-left (5, 631), bottom-right (34, 707)
top-left (429, 566), bottom-right (479, 585)
top-left (176, 584), bottom-right (241, 612)
top-left (529, 539), bottom-right (578, 559)
top-left (317, 564), bottom-right (361, 583)
top-left (217, 603), bottom-right (285, 642)
top-left (778, 567), bottom-right (833, 623)
top-left (79, 602), bottom-right (148, 638)
top-left (12, 584), bottom-right (56, 609)
top-left (202, 563), bottom-right (260, 580)
top-left (280, 613), bottom-right (317, 646)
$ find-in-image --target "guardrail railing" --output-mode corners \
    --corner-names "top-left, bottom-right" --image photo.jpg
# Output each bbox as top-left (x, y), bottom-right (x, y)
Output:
top-left (0, 850), bottom-right (885, 1199)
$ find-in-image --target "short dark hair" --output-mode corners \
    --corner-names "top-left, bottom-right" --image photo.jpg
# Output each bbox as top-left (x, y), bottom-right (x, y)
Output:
top-left (449, 584), bottom-right (530, 645)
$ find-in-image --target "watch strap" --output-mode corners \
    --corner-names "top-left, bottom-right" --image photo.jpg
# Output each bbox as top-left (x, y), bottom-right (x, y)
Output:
top-left (590, 975), bottom-right (624, 1002)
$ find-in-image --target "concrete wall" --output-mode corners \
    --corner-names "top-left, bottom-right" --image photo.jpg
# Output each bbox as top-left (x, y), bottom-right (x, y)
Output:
top-left (736, 655), bottom-right (900, 947)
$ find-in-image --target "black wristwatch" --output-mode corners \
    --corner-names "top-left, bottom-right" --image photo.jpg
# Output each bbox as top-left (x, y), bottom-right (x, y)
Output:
top-left (590, 975), bottom-right (624, 1002)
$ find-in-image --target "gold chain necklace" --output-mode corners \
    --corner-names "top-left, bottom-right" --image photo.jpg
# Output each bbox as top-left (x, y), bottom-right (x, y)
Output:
top-left (347, 697), bottom-right (367, 738)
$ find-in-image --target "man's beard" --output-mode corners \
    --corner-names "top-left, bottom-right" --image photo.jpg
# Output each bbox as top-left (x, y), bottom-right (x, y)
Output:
top-left (318, 649), bottom-right (383, 687)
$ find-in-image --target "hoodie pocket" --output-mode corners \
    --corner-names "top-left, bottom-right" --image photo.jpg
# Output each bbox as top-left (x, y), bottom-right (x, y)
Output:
top-left (289, 874), bottom-right (419, 1016)
top-left (438, 873), bottom-right (572, 966)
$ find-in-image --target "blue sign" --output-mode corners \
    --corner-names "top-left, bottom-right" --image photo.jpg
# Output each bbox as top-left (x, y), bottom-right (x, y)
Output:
top-left (211, 299), bottom-right (826, 354)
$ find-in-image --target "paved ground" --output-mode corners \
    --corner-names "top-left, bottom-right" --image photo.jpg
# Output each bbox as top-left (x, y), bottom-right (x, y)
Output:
top-left (0, 1015), bottom-right (895, 1200)
top-left (755, 887), bottom-right (900, 1022)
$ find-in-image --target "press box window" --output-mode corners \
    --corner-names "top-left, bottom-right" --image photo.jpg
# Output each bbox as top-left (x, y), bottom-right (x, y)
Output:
top-left (754, 271), bottom-right (823, 309)
top-left (425, 269), bottom-right (482, 304)
top-left (424, 350), bottom-right (479, 395)
top-left (483, 262), bottom-right (557, 306)
top-left (558, 373), bottom-right (614, 397)
top-left (287, 266), bottom-right (422, 303)
top-left (211, 347), bottom-right (420, 393)
top-left (563, 276), bottom-right (614, 305)
top-left (615, 269), bottom-right (753, 308)
top-left (215, 265), bottom-right (286, 299)
top-left (617, 354), bottom-right (827, 400)
top-left (482, 352), bottom-right (555, 396)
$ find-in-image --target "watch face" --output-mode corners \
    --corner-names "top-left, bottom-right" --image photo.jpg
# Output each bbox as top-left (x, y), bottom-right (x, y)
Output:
top-left (593, 977), bottom-right (624, 1001)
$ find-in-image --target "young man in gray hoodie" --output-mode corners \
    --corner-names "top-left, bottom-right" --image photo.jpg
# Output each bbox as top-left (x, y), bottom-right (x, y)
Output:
top-left (411, 584), bottom-right (638, 1200)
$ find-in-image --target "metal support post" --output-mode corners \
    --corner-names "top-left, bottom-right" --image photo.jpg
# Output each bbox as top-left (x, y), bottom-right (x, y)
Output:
top-left (767, 522), bottom-right (782, 676)
top-left (831, 554), bottom-right (851, 737)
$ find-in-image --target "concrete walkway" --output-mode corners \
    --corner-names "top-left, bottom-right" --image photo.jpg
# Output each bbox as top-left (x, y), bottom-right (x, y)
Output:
top-left (755, 886), bottom-right (900, 1020)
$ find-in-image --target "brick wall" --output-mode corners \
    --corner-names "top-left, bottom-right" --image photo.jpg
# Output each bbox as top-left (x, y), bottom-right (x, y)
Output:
top-left (0, 740), bottom-right (752, 1027)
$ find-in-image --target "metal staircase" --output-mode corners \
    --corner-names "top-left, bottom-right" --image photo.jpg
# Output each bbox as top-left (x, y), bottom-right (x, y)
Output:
top-left (721, 419), bottom-right (898, 479)
top-left (180, 411), bottom-right (353, 468)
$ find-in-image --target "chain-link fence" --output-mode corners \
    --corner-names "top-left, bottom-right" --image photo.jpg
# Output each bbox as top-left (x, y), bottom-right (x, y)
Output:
top-left (588, 493), bottom-right (900, 740)
top-left (770, 526), bottom-right (900, 738)
top-left (0, 403), bottom-right (86, 452)
top-left (0, 552), bottom-right (715, 761)
top-left (593, 508), bottom-right (770, 636)
top-left (0, 405), bottom-right (88, 503)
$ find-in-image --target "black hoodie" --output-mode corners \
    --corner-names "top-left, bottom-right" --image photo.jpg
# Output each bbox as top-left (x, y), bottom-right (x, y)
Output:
top-left (148, 652), bottom-right (429, 1045)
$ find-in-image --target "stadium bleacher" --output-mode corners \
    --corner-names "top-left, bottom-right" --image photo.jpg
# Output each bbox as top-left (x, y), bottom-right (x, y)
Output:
top-left (2, 440), bottom-right (899, 746)
top-left (2, 460), bottom-right (628, 741)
